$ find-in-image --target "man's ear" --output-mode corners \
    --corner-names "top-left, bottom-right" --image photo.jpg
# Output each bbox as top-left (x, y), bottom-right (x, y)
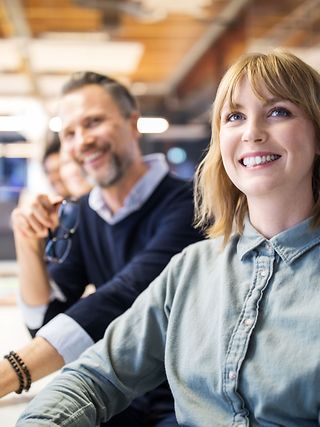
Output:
top-left (129, 111), bottom-right (140, 138)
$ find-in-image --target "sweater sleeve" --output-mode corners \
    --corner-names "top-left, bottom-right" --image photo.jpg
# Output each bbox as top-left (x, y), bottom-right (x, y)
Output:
top-left (54, 182), bottom-right (201, 342)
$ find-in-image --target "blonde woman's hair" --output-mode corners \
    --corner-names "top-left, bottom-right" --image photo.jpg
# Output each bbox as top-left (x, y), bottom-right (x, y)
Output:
top-left (194, 50), bottom-right (320, 244)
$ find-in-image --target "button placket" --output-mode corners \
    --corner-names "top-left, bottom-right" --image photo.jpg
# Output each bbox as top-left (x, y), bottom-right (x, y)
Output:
top-left (223, 248), bottom-right (275, 420)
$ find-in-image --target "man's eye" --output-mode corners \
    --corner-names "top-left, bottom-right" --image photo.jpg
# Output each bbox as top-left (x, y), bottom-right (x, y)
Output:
top-left (227, 112), bottom-right (244, 122)
top-left (63, 131), bottom-right (74, 141)
top-left (270, 107), bottom-right (291, 118)
top-left (87, 117), bottom-right (102, 127)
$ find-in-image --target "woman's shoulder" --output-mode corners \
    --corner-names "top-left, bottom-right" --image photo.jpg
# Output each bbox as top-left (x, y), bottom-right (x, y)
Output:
top-left (170, 236), bottom-right (227, 270)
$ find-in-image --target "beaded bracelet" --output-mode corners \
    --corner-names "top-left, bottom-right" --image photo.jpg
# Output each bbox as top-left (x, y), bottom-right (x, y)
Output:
top-left (4, 351), bottom-right (32, 394)
top-left (4, 354), bottom-right (24, 394)
top-left (10, 351), bottom-right (32, 392)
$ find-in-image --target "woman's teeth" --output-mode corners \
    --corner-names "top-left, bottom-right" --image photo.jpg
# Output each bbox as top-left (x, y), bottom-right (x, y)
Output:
top-left (242, 154), bottom-right (280, 167)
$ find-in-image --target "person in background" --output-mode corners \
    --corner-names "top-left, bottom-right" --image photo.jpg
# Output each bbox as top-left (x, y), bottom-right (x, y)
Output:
top-left (43, 131), bottom-right (92, 199)
top-left (42, 132), bottom-right (71, 198)
top-left (15, 50), bottom-right (320, 426)
top-left (59, 145), bottom-right (92, 198)
top-left (1, 71), bottom-right (202, 426)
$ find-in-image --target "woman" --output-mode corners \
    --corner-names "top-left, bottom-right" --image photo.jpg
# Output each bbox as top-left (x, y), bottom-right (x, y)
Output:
top-left (16, 50), bottom-right (320, 426)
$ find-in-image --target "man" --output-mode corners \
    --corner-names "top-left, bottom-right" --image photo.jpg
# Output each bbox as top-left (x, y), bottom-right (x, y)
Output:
top-left (2, 72), bottom-right (202, 425)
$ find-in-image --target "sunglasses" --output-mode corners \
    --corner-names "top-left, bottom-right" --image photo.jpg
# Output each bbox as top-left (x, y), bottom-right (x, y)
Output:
top-left (44, 199), bottom-right (80, 264)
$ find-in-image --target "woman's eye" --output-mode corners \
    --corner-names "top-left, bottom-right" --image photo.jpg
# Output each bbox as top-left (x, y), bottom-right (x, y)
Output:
top-left (269, 107), bottom-right (291, 118)
top-left (227, 112), bottom-right (244, 122)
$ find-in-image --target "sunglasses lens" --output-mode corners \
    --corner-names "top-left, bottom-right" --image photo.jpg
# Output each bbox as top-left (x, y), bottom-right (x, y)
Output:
top-left (45, 238), bottom-right (72, 264)
top-left (44, 199), bottom-right (79, 264)
top-left (44, 240), bottom-right (57, 262)
top-left (59, 200), bottom-right (79, 231)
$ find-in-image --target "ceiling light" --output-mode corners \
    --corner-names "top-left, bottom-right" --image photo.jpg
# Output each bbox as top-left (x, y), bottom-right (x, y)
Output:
top-left (49, 116), bottom-right (169, 134)
top-left (0, 116), bottom-right (23, 132)
top-left (49, 116), bottom-right (62, 133)
top-left (29, 40), bottom-right (144, 74)
top-left (137, 117), bottom-right (169, 134)
top-left (167, 147), bottom-right (187, 164)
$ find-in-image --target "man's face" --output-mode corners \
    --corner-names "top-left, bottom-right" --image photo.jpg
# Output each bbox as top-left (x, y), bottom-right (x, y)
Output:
top-left (43, 152), bottom-right (70, 197)
top-left (58, 84), bottom-right (140, 188)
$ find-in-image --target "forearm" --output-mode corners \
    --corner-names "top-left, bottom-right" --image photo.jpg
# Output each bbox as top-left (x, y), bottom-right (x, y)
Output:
top-left (14, 234), bottom-right (51, 305)
top-left (0, 336), bottom-right (64, 398)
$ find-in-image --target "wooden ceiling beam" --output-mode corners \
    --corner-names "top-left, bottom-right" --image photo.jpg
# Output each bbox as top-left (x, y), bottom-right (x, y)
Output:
top-left (2, 0), bottom-right (43, 101)
top-left (165, 0), bottom-right (252, 94)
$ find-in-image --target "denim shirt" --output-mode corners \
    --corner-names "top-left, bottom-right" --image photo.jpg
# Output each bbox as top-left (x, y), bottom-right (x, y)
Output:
top-left (18, 218), bottom-right (320, 426)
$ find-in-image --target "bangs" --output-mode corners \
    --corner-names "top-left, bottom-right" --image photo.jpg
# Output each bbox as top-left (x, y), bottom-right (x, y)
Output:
top-left (215, 51), bottom-right (314, 118)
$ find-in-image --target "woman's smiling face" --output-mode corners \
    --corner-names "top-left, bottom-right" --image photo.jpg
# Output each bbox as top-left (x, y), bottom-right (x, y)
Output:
top-left (219, 76), bottom-right (318, 206)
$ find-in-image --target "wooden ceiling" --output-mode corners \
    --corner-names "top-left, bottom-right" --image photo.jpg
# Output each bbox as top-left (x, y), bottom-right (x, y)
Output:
top-left (0, 0), bottom-right (319, 125)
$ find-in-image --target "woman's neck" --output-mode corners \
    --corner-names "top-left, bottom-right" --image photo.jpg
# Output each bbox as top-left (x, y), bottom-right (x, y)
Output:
top-left (247, 193), bottom-right (314, 238)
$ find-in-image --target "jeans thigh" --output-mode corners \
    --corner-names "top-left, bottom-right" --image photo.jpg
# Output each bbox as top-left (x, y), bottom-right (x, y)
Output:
top-left (100, 406), bottom-right (147, 427)
top-left (153, 413), bottom-right (178, 427)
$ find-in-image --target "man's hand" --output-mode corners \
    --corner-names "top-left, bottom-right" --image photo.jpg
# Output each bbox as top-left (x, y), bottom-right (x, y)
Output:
top-left (11, 194), bottom-right (63, 306)
top-left (11, 194), bottom-right (62, 242)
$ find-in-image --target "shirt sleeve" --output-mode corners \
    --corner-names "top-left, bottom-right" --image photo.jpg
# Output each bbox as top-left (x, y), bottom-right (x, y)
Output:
top-left (16, 262), bottom-right (174, 426)
top-left (16, 281), bottom-right (67, 330)
top-left (16, 293), bottom-right (48, 330)
top-left (36, 313), bottom-right (94, 363)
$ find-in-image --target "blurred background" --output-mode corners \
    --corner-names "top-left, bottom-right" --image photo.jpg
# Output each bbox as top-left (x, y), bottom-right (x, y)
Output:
top-left (0, 0), bottom-right (320, 260)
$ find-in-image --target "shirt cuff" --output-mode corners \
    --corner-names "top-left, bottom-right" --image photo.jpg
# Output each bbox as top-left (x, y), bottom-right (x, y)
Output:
top-left (36, 313), bottom-right (94, 364)
top-left (16, 280), bottom-right (67, 330)
top-left (16, 291), bottom-right (48, 330)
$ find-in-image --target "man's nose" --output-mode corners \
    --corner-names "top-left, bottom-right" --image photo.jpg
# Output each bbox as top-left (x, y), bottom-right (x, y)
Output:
top-left (75, 128), bottom-right (94, 148)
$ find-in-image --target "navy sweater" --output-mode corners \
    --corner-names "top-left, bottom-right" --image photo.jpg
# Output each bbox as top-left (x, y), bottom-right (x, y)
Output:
top-left (42, 173), bottom-right (202, 421)
top-left (45, 174), bottom-right (202, 340)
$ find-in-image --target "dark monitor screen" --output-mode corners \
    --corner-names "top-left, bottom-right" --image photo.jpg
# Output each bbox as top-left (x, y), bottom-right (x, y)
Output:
top-left (0, 157), bottom-right (27, 202)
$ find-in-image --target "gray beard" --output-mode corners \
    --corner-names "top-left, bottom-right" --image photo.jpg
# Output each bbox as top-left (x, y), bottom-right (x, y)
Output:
top-left (87, 153), bottom-right (131, 188)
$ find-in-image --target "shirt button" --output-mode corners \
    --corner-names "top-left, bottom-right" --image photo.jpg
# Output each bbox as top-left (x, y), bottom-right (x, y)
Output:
top-left (244, 318), bottom-right (254, 327)
top-left (229, 371), bottom-right (237, 380)
top-left (260, 270), bottom-right (267, 277)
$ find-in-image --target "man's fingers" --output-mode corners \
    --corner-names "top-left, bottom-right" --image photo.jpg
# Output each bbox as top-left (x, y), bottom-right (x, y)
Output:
top-left (11, 193), bottom-right (61, 238)
top-left (13, 211), bottom-right (49, 239)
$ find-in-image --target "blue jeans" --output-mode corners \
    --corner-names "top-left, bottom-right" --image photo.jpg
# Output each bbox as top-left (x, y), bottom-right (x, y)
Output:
top-left (101, 406), bottom-right (178, 427)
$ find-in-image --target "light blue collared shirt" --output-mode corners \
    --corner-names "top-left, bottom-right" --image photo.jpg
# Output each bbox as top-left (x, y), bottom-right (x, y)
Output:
top-left (89, 153), bottom-right (169, 224)
top-left (17, 217), bottom-right (320, 426)
top-left (19, 154), bottom-right (169, 363)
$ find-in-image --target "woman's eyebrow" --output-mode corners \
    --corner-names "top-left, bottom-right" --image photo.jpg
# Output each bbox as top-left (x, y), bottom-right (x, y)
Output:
top-left (263, 96), bottom-right (286, 106)
top-left (220, 102), bottom-right (242, 114)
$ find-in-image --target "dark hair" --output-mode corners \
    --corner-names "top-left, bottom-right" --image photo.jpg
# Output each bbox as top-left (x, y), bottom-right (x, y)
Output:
top-left (61, 71), bottom-right (139, 118)
top-left (42, 131), bottom-right (61, 165)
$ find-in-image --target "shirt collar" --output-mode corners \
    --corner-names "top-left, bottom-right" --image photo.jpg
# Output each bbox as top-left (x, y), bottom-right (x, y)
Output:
top-left (238, 216), bottom-right (320, 264)
top-left (88, 153), bottom-right (169, 224)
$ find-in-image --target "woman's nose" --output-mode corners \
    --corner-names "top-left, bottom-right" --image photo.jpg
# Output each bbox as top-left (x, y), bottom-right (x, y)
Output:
top-left (241, 119), bottom-right (266, 144)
